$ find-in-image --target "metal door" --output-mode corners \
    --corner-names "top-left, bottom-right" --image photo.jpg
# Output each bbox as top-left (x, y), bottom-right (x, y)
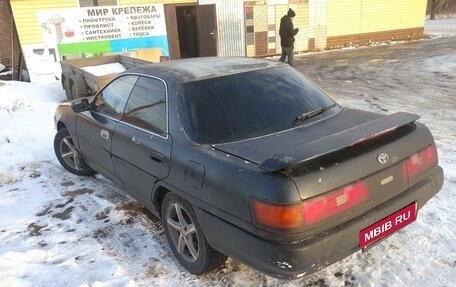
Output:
top-left (111, 76), bottom-right (171, 206)
top-left (75, 75), bottom-right (137, 181)
top-left (196, 4), bottom-right (217, 56)
top-left (112, 124), bottom-right (172, 206)
top-left (76, 111), bottom-right (117, 179)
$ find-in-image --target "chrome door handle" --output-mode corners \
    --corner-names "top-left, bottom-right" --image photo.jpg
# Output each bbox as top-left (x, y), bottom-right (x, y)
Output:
top-left (131, 136), bottom-right (141, 144)
top-left (100, 129), bottom-right (109, 140)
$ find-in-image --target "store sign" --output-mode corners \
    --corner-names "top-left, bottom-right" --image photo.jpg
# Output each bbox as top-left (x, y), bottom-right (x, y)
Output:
top-left (25, 5), bottom-right (168, 83)
top-left (36, 5), bottom-right (169, 59)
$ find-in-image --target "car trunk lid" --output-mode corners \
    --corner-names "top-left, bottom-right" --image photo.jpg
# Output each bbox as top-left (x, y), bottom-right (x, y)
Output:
top-left (213, 109), bottom-right (419, 171)
top-left (213, 109), bottom-right (435, 201)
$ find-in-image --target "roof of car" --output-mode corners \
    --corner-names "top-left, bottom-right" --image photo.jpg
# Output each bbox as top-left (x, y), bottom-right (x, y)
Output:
top-left (124, 57), bottom-right (287, 83)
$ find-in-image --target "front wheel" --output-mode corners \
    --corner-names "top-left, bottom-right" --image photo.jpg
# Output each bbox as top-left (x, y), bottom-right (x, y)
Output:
top-left (162, 193), bottom-right (227, 274)
top-left (54, 128), bottom-right (95, 176)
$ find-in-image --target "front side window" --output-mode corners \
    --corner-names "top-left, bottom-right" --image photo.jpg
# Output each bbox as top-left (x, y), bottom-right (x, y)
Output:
top-left (93, 75), bottom-right (138, 119)
top-left (179, 66), bottom-right (338, 144)
top-left (122, 76), bottom-right (167, 136)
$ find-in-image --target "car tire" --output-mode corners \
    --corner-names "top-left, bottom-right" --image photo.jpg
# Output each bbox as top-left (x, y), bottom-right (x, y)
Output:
top-left (69, 75), bottom-right (87, 99)
top-left (162, 193), bottom-right (227, 274)
top-left (54, 128), bottom-right (95, 176)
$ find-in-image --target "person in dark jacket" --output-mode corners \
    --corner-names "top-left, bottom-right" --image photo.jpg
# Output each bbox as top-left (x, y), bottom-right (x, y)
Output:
top-left (279, 8), bottom-right (299, 66)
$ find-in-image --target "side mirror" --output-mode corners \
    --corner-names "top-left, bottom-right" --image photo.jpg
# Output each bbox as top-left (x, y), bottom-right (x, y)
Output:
top-left (71, 98), bottom-right (90, 113)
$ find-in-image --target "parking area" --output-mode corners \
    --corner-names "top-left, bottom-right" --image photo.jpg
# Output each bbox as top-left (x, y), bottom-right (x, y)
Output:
top-left (1, 33), bottom-right (455, 286)
top-left (295, 36), bottom-right (456, 157)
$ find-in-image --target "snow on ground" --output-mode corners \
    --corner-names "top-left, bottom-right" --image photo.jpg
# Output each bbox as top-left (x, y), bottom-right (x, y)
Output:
top-left (425, 14), bottom-right (456, 37)
top-left (0, 17), bottom-right (455, 287)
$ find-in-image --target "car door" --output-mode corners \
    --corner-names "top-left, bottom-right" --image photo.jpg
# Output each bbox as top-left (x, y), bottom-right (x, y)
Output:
top-left (76, 75), bottom-right (139, 180)
top-left (111, 76), bottom-right (172, 206)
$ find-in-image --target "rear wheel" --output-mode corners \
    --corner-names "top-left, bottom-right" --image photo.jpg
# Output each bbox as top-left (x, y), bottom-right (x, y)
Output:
top-left (69, 75), bottom-right (87, 99)
top-left (54, 128), bottom-right (95, 176)
top-left (162, 193), bottom-right (227, 274)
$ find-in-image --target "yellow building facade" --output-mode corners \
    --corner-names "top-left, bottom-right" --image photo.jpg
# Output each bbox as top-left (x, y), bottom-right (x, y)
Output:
top-left (246, 0), bottom-right (427, 57)
top-left (10, 0), bottom-right (196, 46)
top-left (9, 0), bottom-right (428, 81)
top-left (326, 0), bottom-right (427, 48)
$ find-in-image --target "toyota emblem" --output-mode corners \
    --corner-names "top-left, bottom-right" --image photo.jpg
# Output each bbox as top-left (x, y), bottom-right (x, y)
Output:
top-left (377, 153), bottom-right (389, 164)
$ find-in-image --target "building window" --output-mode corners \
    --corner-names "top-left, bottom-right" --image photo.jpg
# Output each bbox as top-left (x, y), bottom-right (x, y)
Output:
top-left (79, 0), bottom-right (117, 7)
top-left (245, 6), bottom-right (253, 20)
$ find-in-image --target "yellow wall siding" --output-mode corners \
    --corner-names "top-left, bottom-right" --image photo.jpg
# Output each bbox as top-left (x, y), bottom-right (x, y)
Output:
top-left (11, 0), bottom-right (77, 44)
top-left (119, 0), bottom-right (196, 5)
top-left (327, 0), bottom-right (361, 37)
top-left (327, 0), bottom-right (426, 38)
top-left (359, 0), bottom-right (426, 33)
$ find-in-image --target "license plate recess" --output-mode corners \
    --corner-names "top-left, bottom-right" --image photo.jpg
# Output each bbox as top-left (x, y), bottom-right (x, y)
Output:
top-left (359, 202), bottom-right (417, 249)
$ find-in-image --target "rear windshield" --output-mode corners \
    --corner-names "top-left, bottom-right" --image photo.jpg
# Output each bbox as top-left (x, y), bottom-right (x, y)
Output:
top-left (179, 66), bottom-right (337, 144)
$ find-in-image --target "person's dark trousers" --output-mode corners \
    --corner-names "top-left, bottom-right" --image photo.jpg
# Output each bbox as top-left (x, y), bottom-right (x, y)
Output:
top-left (279, 46), bottom-right (294, 66)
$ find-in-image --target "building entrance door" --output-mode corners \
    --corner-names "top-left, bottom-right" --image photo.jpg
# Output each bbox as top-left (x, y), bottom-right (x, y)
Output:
top-left (195, 4), bottom-right (217, 57)
top-left (165, 4), bottom-right (217, 59)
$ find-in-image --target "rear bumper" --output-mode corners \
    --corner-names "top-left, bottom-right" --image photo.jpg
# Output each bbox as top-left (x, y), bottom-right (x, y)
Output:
top-left (197, 166), bottom-right (443, 279)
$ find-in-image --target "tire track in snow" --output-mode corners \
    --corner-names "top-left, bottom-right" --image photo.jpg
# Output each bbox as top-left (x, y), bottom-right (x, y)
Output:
top-left (38, 162), bottom-right (337, 286)
top-left (40, 162), bottom-right (206, 286)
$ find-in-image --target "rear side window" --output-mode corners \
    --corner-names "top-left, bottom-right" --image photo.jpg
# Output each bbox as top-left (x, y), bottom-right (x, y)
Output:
top-left (122, 76), bottom-right (167, 136)
top-left (179, 66), bottom-right (336, 144)
top-left (94, 75), bottom-right (138, 119)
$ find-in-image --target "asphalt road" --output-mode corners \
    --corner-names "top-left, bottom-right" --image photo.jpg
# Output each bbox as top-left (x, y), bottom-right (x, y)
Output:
top-left (295, 36), bottom-right (455, 99)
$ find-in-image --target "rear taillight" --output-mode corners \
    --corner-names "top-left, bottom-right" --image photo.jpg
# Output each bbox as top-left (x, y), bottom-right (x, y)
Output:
top-left (303, 181), bottom-right (370, 224)
top-left (252, 181), bottom-right (370, 230)
top-left (251, 201), bottom-right (304, 229)
top-left (402, 144), bottom-right (438, 180)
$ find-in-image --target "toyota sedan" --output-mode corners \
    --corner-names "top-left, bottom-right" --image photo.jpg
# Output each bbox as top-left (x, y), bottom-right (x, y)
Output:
top-left (54, 57), bottom-right (443, 279)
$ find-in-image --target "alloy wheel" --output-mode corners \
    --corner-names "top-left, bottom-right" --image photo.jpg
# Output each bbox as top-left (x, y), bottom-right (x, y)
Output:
top-left (59, 135), bottom-right (83, 171)
top-left (166, 202), bottom-right (200, 263)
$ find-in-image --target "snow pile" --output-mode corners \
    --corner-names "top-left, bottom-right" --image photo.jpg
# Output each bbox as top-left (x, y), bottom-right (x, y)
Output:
top-left (81, 63), bottom-right (127, 76)
top-left (0, 81), bottom-right (66, 184)
top-left (424, 16), bottom-right (456, 36)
